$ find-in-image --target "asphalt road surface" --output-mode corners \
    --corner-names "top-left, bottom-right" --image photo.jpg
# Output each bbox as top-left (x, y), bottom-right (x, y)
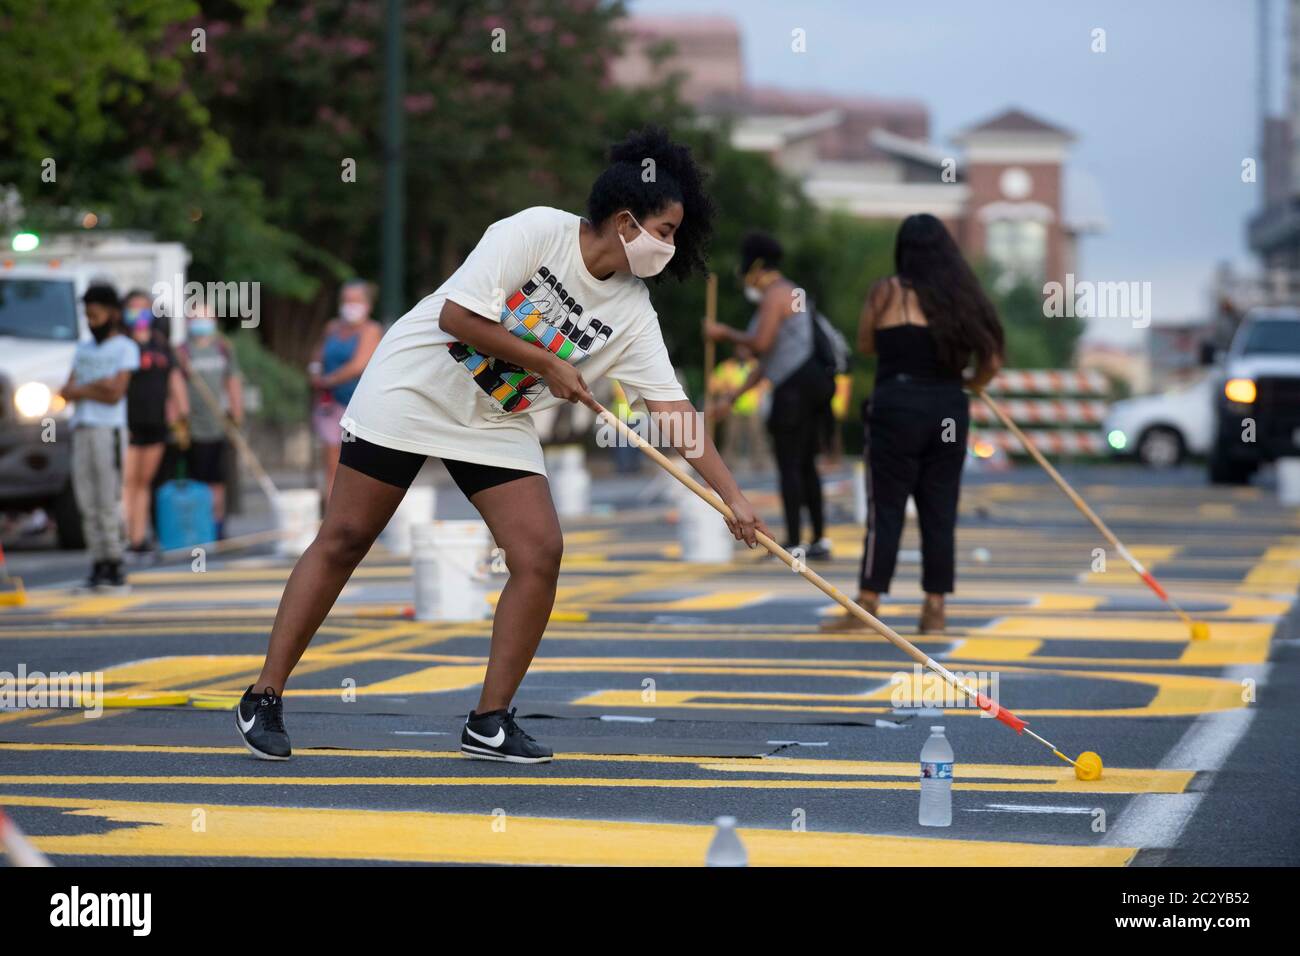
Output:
top-left (1, 462), bottom-right (1297, 866)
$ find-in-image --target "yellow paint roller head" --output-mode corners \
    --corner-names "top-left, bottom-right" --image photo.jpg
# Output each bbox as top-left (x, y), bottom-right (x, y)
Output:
top-left (1073, 751), bottom-right (1104, 781)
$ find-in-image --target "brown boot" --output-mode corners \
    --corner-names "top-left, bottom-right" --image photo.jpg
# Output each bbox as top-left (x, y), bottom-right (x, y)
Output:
top-left (918, 594), bottom-right (946, 634)
top-left (820, 592), bottom-right (880, 631)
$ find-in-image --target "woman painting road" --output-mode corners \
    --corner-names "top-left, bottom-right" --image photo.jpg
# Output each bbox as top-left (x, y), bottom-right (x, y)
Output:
top-left (236, 128), bottom-right (770, 763)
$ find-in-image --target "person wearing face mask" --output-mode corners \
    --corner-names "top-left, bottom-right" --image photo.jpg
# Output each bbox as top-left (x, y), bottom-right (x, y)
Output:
top-left (706, 231), bottom-right (837, 561)
top-left (308, 279), bottom-right (382, 503)
top-left (235, 127), bottom-right (770, 765)
top-left (122, 290), bottom-right (188, 557)
top-left (179, 306), bottom-right (244, 540)
top-left (59, 284), bottom-right (141, 591)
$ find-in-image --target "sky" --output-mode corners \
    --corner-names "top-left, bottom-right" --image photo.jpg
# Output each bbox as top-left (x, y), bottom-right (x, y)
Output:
top-left (629, 0), bottom-right (1272, 345)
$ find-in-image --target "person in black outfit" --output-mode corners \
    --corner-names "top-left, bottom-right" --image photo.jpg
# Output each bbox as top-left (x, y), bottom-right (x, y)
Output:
top-left (707, 232), bottom-right (836, 559)
top-left (123, 290), bottom-right (187, 555)
top-left (831, 214), bottom-right (1003, 634)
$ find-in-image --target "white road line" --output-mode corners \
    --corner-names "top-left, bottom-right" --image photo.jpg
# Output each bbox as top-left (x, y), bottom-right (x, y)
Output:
top-left (1102, 663), bottom-right (1268, 851)
top-left (966, 805), bottom-right (1097, 815)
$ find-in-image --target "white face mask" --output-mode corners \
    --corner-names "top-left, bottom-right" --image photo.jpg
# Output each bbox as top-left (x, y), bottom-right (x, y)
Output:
top-left (743, 284), bottom-right (764, 304)
top-left (619, 212), bottom-right (676, 278)
top-left (340, 302), bottom-right (368, 323)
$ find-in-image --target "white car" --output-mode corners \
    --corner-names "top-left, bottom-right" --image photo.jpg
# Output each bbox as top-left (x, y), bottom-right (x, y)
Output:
top-left (1102, 375), bottom-right (1213, 467)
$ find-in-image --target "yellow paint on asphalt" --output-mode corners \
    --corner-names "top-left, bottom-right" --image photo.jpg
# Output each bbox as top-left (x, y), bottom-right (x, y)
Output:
top-left (577, 665), bottom-right (1247, 718)
top-left (947, 638), bottom-right (1043, 661)
top-left (0, 770), bottom-right (1179, 796)
top-left (0, 742), bottom-right (1193, 793)
top-left (0, 794), bottom-right (1135, 866)
top-left (1033, 595), bottom-right (1101, 611)
top-left (984, 616), bottom-right (1273, 643)
top-left (1241, 546), bottom-right (1300, 592)
top-left (659, 590), bottom-right (772, 611)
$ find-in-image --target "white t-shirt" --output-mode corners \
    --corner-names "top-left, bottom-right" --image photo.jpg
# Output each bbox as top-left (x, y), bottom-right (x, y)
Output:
top-left (344, 206), bottom-right (688, 474)
top-left (70, 333), bottom-right (141, 429)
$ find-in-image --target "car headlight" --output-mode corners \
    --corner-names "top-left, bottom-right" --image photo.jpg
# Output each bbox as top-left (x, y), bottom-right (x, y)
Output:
top-left (13, 381), bottom-right (53, 419)
top-left (1107, 429), bottom-right (1127, 450)
top-left (1224, 378), bottom-right (1256, 404)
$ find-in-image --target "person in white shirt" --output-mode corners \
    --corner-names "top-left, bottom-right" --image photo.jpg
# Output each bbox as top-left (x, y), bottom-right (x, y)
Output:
top-left (60, 284), bottom-right (141, 591)
top-left (236, 127), bottom-right (770, 763)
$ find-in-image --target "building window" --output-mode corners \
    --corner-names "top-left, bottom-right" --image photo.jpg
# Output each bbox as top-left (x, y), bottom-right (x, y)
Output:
top-left (986, 218), bottom-right (1048, 286)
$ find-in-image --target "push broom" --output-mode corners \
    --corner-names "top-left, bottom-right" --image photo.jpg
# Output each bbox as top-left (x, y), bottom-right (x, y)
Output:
top-left (595, 404), bottom-right (1103, 781)
top-left (975, 388), bottom-right (1210, 642)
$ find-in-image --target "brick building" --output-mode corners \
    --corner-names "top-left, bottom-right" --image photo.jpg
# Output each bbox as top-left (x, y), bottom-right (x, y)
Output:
top-left (612, 15), bottom-right (1105, 289)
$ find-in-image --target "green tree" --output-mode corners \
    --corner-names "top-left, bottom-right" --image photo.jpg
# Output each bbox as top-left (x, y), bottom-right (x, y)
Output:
top-left (985, 272), bottom-right (1085, 369)
top-left (0, 0), bottom-right (307, 292)
top-left (185, 0), bottom-right (641, 360)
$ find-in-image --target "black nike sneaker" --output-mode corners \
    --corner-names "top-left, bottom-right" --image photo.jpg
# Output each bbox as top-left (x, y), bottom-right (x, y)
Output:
top-left (460, 707), bottom-right (553, 763)
top-left (236, 685), bottom-right (291, 760)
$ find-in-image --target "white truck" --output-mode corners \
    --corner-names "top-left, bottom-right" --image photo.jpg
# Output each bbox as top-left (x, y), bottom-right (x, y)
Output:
top-left (0, 232), bottom-right (189, 547)
top-left (1206, 307), bottom-right (1300, 484)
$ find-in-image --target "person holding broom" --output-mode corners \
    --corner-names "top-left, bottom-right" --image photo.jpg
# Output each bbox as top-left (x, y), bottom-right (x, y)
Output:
top-left (236, 127), bottom-right (770, 763)
top-left (706, 231), bottom-right (836, 560)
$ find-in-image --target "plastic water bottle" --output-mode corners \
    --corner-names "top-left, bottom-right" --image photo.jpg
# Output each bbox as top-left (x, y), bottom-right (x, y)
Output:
top-left (919, 725), bottom-right (954, 827)
top-left (705, 816), bottom-right (748, 866)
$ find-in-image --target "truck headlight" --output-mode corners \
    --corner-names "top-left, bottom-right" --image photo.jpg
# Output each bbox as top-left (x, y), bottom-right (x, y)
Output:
top-left (1224, 378), bottom-right (1256, 404)
top-left (13, 381), bottom-right (52, 418)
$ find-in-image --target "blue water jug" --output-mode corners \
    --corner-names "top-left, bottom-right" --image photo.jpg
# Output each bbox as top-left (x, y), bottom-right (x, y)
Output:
top-left (155, 479), bottom-right (216, 551)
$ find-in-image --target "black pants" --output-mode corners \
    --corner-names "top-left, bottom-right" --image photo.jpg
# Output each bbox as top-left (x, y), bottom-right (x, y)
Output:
top-left (859, 379), bottom-right (968, 594)
top-left (767, 359), bottom-right (835, 545)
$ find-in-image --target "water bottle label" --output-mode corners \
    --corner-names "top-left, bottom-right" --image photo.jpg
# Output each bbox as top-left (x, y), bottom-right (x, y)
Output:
top-left (921, 761), bottom-right (953, 780)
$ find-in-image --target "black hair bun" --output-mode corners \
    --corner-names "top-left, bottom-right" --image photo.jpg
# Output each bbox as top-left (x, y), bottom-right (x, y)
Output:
top-left (588, 126), bottom-right (715, 282)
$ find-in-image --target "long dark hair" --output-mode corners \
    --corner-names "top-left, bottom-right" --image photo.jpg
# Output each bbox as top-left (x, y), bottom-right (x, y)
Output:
top-left (586, 126), bottom-right (715, 282)
top-left (894, 214), bottom-right (1003, 375)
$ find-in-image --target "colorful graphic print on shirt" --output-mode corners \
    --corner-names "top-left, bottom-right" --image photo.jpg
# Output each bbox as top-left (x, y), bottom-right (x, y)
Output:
top-left (448, 265), bottom-right (614, 413)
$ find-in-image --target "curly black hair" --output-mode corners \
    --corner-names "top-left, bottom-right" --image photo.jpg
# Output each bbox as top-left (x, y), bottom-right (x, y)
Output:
top-left (586, 126), bottom-right (714, 282)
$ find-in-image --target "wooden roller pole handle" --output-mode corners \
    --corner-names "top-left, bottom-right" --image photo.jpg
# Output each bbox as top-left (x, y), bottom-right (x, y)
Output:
top-left (595, 402), bottom-right (1027, 729)
top-left (974, 387), bottom-right (1123, 552)
top-left (597, 406), bottom-right (928, 670)
top-left (186, 367), bottom-right (280, 503)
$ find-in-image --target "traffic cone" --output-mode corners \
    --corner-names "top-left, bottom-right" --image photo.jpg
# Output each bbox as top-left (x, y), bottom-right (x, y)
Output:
top-left (0, 542), bottom-right (25, 607)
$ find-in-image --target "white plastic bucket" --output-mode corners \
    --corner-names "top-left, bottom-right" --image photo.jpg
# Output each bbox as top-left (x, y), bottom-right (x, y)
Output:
top-left (381, 484), bottom-right (436, 556)
top-left (1278, 458), bottom-right (1300, 506)
top-left (411, 520), bottom-right (492, 621)
top-left (275, 489), bottom-right (320, 557)
top-left (677, 484), bottom-right (734, 563)
top-left (544, 444), bottom-right (590, 518)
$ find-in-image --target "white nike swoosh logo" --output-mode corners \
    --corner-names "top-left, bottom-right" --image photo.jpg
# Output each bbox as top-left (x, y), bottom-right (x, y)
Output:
top-left (237, 710), bottom-right (256, 733)
top-left (464, 725), bottom-right (505, 747)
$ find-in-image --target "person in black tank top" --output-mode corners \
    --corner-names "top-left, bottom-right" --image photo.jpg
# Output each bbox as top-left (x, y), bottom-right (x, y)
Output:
top-left (122, 290), bottom-right (186, 556)
top-left (825, 215), bottom-right (1003, 635)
